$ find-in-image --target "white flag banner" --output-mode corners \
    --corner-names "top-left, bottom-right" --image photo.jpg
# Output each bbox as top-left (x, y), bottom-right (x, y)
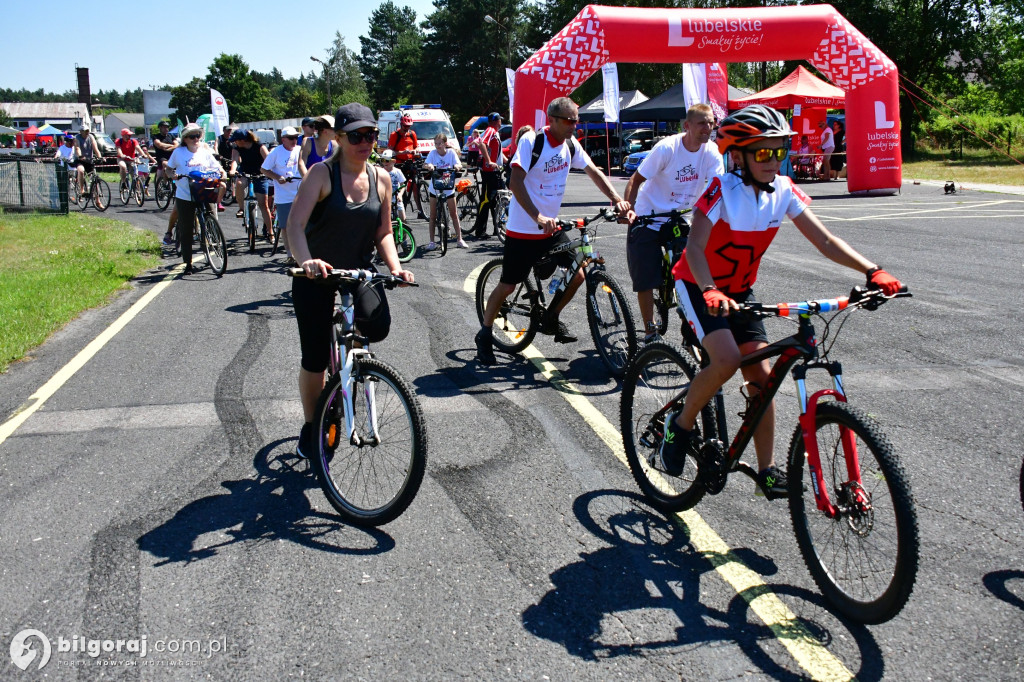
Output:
top-left (505, 68), bottom-right (516, 122)
top-left (602, 62), bottom-right (620, 123)
top-left (210, 89), bottom-right (230, 133)
top-left (681, 63), bottom-right (708, 111)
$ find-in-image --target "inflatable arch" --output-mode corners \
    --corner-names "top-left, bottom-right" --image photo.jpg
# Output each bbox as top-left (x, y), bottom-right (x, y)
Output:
top-left (513, 4), bottom-right (901, 194)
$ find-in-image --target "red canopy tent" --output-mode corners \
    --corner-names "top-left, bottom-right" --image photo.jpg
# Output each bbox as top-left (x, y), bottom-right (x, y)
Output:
top-left (727, 65), bottom-right (844, 110)
top-left (18, 125), bottom-right (41, 144)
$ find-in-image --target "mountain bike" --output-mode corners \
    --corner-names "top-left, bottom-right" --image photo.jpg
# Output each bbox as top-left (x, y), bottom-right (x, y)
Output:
top-left (238, 172), bottom-right (268, 253)
top-left (118, 159), bottom-right (146, 207)
top-left (631, 209), bottom-right (691, 336)
top-left (75, 163), bottom-right (110, 212)
top-left (456, 166), bottom-right (481, 224)
top-left (620, 286), bottom-right (919, 623)
top-left (286, 267), bottom-right (426, 526)
top-left (493, 188), bottom-right (512, 244)
top-left (174, 173), bottom-right (228, 277)
top-left (269, 176), bottom-right (299, 257)
top-left (153, 170), bottom-right (174, 211)
top-left (475, 208), bottom-right (638, 378)
top-left (430, 168), bottom-right (458, 256)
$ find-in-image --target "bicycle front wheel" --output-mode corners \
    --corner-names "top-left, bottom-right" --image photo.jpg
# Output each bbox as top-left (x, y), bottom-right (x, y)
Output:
top-left (119, 178), bottom-right (130, 205)
top-left (494, 191), bottom-right (510, 244)
top-left (394, 221), bottom-right (416, 263)
top-left (586, 270), bottom-right (637, 378)
top-left (475, 257), bottom-right (539, 354)
top-left (620, 342), bottom-right (713, 512)
top-left (787, 401), bottom-right (919, 624)
top-left (155, 177), bottom-right (172, 211)
top-left (311, 358), bottom-right (427, 526)
top-left (245, 201), bottom-right (257, 253)
top-left (68, 178), bottom-right (80, 206)
top-left (134, 178), bottom-right (145, 207)
top-left (201, 212), bottom-right (228, 277)
top-left (92, 179), bottom-right (111, 212)
top-left (438, 204), bottom-right (449, 256)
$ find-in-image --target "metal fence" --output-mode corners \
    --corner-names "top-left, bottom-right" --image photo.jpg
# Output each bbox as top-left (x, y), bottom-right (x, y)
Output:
top-left (0, 156), bottom-right (70, 214)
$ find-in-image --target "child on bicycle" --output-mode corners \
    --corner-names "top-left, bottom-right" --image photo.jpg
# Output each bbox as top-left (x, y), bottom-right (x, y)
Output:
top-left (660, 104), bottom-right (904, 499)
top-left (379, 149), bottom-right (406, 223)
top-left (422, 133), bottom-right (467, 250)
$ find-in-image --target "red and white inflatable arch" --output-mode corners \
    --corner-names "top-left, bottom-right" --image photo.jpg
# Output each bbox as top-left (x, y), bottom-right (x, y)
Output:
top-left (514, 4), bottom-right (901, 194)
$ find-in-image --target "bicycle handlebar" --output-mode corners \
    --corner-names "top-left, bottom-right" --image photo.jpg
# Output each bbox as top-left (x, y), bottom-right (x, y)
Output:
top-left (287, 267), bottom-right (418, 290)
top-left (738, 285), bottom-right (911, 318)
top-left (632, 208), bottom-right (692, 226)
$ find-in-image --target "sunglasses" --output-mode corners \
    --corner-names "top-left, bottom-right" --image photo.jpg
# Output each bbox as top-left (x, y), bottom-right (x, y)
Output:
top-left (552, 115), bottom-right (579, 124)
top-left (282, 135), bottom-right (298, 140)
top-left (345, 130), bottom-right (379, 145)
top-left (751, 147), bottom-right (789, 163)
top-left (185, 134), bottom-right (202, 140)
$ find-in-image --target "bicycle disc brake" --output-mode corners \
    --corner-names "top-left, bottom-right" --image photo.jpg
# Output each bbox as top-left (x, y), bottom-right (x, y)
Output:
top-left (696, 439), bottom-right (727, 495)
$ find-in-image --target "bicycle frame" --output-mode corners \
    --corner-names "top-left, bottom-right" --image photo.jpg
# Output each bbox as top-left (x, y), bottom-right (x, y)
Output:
top-left (328, 284), bottom-right (380, 447)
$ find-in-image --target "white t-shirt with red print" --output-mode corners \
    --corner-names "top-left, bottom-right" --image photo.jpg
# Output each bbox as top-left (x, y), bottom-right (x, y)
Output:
top-left (507, 128), bottom-right (591, 240)
top-left (672, 172), bottom-right (812, 293)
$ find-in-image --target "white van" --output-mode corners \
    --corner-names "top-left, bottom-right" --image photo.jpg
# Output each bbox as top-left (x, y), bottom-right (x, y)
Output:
top-left (378, 104), bottom-right (461, 157)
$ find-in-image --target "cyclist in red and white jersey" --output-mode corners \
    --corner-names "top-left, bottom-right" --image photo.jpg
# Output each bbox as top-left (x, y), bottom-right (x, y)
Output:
top-left (659, 104), bottom-right (904, 498)
top-left (115, 128), bottom-right (153, 184)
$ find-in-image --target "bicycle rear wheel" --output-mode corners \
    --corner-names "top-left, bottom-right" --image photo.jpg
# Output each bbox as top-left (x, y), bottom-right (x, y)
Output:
top-left (494, 190), bottom-right (510, 244)
top-left (271, 214), bottom-right (282, 256)
top-left (68, 177), bottom-right (80, 206)
top-left (311, 358), bottom-right (427, 526)
top-left (457, 188), bottom-right (477, 223)
top-left (787, 401), bottom-right (919, 623)
top-left (201, 212), bottom-right (228, 277)
top-left (394, 221), bottom-right (416, 263)
top-left (92, 179), bottom-right (111, 212)
top-left (154, 177), bottom-right (172, 211)
top-left (586, 270), bottom-right (637, 378)
top-left (475, 257), bottom-right (539, 354)
top-left (620, 341), bottom-right (713, 512)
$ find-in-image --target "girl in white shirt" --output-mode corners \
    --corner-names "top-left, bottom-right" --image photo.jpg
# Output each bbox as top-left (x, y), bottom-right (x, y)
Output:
top-left (422, 133), bottom-right (466, 250)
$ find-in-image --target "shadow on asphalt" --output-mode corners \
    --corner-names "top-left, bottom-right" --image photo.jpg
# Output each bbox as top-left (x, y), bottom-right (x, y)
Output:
top-left (982, 569), bottom-right (1024, 612)
top-left (137, 437), bottom-right (395, 565)
top-left (520, 489), bottom-right (886, 680)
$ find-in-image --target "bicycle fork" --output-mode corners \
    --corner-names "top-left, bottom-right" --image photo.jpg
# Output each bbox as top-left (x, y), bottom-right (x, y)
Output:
top-left (340, 349), bottom-right (380, 447)
top-left (794, 362), bottom-right (865, 518)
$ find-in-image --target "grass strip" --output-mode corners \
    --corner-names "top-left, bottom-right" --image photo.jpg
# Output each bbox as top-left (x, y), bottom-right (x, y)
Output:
top-left (0, 211), bottom-right (160, 373)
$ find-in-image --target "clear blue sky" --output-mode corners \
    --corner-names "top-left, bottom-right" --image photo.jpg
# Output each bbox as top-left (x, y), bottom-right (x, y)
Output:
top-left (0, 0), bottom-right (439, 95)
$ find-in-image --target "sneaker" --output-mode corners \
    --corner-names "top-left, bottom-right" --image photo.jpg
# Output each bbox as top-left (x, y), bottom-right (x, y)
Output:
top-left (654, 419), bottom-right (700, 476)
top-left (183, 264), bottom-right (195, 275)
top-left (422, 241), bottom-right (438, 252)
top-left (417, 211), bottom-right (427, 221)
top-left (236, 209), bottom-right (244, 218)
top-left (540, 317), bottom-right (577, 344)
top-left (217, 204), bottom-right (225, 212)
top-left (756, 465), bottom-right (790, 499)
top-left (456, 239), bottom-right (468, 248)
top-left (162, 233), bottom-right (174, 246)
top-left (475, 327), bottom-right (496, 366)
top-left (296, 422), bottom-right (314, 460)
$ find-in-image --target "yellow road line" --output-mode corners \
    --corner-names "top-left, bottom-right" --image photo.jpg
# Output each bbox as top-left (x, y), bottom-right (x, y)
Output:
top-left (0, 265), bottom-right (183, 446)
top-left (520, 345), bottom-right (855, 681)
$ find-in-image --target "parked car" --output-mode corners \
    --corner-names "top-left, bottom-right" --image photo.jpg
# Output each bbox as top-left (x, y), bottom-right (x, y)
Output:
top-left (623, 150), bottom-right (650, 175)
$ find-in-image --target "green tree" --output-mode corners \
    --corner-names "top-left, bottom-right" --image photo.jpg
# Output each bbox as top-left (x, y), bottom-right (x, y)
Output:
top-left (0, 107), bottom-right (12, 127)
top-left (285, 87), bottom-right (319, 118)
top-left (169, 78), bottom-right (210, 123)
top-left (359, 2), bottom-right (424, 111)
top-left (205, 53), bottom-right (284, 122)
top-left (312, 31), bottom-right (370, 112)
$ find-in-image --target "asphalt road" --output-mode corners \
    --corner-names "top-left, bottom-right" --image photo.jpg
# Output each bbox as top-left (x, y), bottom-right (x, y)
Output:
top-left (1, 174), bottom-right (1023, 680)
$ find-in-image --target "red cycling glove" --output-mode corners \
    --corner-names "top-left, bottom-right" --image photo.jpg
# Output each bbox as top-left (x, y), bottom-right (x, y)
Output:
top-left (702, 288), bottom-right (733, 316)
top-left (867, 268), bottom-right (902, 296)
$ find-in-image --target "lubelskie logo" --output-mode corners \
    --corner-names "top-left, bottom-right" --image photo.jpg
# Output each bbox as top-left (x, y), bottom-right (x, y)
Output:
top-left (543, 155), bottom-right (568, 173)
top-left (669, 16), bottom-right (764, 46)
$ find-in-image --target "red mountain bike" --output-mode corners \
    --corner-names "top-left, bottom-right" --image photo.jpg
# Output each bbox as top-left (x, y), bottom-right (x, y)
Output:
top-left (620, 285), bottom-right (919, 623)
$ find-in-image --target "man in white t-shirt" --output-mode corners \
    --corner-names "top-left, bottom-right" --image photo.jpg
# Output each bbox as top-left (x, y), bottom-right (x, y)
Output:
top-left (475, 97), bottom-right (631, 365)
top-left (261, 126), bottom-right (302, 261)
top-left (818, 119), bottom-right (835, 180)
top-left (622, 103), bottom-right (724, 342)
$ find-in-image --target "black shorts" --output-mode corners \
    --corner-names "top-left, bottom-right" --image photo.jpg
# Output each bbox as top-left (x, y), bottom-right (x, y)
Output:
top-left (76, 158), bottom-right (95, 173)
top-left (292, 276), bottom-right (392, 373)
top-left (676, 279), bottom-right (767, 346)
top-left (499, 232), bottom-right (575, 285)
top-left (626, 225), bottom-right (663, 291)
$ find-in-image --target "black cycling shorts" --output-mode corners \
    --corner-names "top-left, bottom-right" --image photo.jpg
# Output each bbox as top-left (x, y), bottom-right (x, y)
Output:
top-left (293, 276), bottom-right (392, 373)
top-left (676, 279), bottom-right (767, 346)
top-left (500, 232), bottom-right (574, 285)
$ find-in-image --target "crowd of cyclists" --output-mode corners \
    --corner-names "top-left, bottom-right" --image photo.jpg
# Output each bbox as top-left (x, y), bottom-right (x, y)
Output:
top-left (50, 96), bottom-right (904, 498)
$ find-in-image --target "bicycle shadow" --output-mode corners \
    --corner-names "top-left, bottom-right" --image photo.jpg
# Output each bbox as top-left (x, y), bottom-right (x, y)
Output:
top-left (982, 570), bottom-right (1024, 612)
top-left (137, 438), bottom-right (394, 566)
top-left (224, 290), bottom-right (295, 321)
top-left (521, 489), bottom-right (885, 679)
top-left (416, 351), bottom-right (550, 394)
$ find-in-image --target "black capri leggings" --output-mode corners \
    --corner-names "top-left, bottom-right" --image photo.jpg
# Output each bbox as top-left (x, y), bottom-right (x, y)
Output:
top-left (292, 276), bottom-right (392, 373)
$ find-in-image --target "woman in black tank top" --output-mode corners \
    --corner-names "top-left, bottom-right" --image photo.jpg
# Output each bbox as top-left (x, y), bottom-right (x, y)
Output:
top-left (285, 102), bottom-right (415, 457)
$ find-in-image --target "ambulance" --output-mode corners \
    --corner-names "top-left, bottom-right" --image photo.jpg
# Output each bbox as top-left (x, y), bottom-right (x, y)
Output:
top-left (377, 104), bottom-right (461, 157)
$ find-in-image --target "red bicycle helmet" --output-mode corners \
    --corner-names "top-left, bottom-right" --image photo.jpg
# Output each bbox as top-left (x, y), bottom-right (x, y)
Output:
top-left (715, 104), bottom-right (794, 154)
top-left (400, 114), bottom-right (413, 125)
